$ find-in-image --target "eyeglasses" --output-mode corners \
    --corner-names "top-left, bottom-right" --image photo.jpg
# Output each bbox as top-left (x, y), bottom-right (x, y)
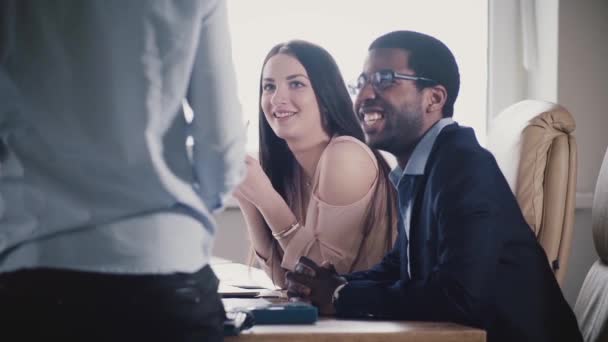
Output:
top-left (348, 69), bottom-right (437, 96)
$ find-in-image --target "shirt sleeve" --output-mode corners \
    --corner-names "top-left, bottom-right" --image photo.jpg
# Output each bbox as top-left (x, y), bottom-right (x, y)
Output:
top-left (187, 0), bottom-right (245, 212)
top-left (280, 138), bottom-right (386, 274)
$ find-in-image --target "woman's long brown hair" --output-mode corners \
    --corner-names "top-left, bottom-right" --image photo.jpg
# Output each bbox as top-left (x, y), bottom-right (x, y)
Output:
top-left (250, 40), bottom-right (397, 285)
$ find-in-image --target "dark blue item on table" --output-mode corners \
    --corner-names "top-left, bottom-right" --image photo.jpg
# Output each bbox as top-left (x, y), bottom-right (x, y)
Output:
top-left (249, 302), bottom-right (318, 324)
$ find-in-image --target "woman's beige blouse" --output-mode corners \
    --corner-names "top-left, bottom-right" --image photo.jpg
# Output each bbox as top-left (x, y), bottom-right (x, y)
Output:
top-left (257, 136), bottom-right (396, 287)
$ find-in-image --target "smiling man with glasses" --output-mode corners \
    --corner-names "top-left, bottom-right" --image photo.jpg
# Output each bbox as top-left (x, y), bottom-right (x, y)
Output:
top-left (286, 30), bottom-right (582, 342)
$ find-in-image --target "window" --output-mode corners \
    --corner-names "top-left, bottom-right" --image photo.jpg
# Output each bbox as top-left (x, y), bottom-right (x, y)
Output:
top-left (226, 0), bottom-right (488, 149)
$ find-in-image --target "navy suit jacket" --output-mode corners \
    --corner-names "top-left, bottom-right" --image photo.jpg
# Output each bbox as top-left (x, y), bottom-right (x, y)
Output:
top-left (336, 124), bottom-right (582, 342)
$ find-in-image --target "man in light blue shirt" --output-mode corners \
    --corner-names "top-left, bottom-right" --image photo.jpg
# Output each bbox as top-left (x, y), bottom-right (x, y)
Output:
top-left (0, 0), bottom-right (245, 340)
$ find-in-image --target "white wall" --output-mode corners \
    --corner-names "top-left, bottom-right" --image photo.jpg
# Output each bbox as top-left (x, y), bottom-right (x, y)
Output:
top-left (213, 208), bottom-right (250, 264)
top-left (528, 0), bottom-right (559, 102)
top-left (558, 0), bottom-right (608, 197)
top-left (562, 208), bottom-right (595, 305)
top-left (487, 0), bottom-right (525, 119)
top-left (557, 0), bottom-right (608, 305)
top-left (487, 0), bottom-right (559, 120)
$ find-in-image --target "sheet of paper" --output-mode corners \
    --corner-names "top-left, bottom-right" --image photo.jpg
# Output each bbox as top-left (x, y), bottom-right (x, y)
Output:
top-left (218, 283), bottom-right (260, 298)
top-left (212, 262), bottom-right (278, 291)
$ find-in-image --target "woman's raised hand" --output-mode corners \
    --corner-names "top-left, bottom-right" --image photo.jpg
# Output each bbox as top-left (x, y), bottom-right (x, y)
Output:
top-left (234, 154), bottom-right (275, 207)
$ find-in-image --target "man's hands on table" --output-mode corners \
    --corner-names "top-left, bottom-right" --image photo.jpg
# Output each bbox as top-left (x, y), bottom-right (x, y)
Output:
top-left (285, 256), bottom-right (347, 316)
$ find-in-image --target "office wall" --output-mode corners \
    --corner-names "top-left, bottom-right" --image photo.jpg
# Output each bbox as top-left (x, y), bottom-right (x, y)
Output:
top-left (558, 0), bottom-right (608, 197)
top-left (214, 208), bottom-right (250, 264)
top-left (557, 0), bottom-right (608, 305)
top-left (562, 208), bottom-right (595, 305)
top-left (214, 207), bottom-right (596, 306)
top-left (487, 0), bottom-right (559, 119)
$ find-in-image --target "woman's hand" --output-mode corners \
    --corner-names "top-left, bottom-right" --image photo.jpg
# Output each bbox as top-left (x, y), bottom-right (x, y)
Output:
top-left (234, 154), bottom-right (276, 207)
top-left (235, 155), bottom-right (297, 249)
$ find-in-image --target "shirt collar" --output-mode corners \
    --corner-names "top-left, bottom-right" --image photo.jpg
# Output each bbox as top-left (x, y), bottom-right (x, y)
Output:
top-left (389, 118), bottom-right (454, 187)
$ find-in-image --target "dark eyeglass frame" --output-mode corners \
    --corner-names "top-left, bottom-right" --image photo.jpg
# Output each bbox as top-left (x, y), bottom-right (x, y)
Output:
top-left (349, 69), bottom-right (437, 95)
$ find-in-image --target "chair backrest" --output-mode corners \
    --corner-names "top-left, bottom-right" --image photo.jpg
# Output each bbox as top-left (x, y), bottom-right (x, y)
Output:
top-left (574, 147), bottom-right (608, 342)
top-left (487, 99), bottom-right (577, 285)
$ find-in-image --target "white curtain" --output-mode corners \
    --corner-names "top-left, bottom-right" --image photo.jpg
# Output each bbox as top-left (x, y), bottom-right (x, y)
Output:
top-left (486, 0), bottom-right (559, 125)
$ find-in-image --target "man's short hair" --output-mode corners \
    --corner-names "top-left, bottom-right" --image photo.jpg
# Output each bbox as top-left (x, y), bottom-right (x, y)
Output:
top-left (369, 31), bottom-right (460, 117)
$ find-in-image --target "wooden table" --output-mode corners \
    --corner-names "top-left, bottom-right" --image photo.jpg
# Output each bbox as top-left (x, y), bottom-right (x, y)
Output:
top-left (214, 259), bottom-right (486, 341)
top-left (223, 298), bottom-right (486, 342)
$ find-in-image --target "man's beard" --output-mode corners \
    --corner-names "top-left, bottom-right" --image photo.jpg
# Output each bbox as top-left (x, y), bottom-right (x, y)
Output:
top-left (369, 102), bottom-right (424, 155)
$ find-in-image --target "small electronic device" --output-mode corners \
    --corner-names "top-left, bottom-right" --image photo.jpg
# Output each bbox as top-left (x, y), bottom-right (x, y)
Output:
top-left (247, 302), bottom-right (318, 324)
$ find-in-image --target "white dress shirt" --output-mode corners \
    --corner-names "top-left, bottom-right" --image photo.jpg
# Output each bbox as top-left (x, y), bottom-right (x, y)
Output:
top-left (0, 0), bottom-right (245, 274)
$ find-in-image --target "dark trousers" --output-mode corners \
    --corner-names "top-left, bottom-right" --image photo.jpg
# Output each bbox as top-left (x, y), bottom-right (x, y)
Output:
top-left (0, 265), bottom-right (225, 341)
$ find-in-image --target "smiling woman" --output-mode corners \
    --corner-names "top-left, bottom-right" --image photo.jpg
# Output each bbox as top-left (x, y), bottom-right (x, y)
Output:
top-left (226, 0), bottom-right (488, 150)
top-left (232, 40), bottom-right (398, 288)
top-left (260, 54), bottom-right (326, 142)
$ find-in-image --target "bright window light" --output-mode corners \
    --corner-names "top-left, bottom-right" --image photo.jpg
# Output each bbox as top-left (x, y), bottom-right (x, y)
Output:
top-left (226, 0), bottom-right (488, 150)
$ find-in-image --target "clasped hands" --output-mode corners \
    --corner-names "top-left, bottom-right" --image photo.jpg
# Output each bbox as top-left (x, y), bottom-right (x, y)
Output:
top-left (285, 256), bottom-right (347, 316)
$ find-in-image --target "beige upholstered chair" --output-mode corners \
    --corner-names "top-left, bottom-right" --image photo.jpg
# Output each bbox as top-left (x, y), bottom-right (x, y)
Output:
top-left (487, 100), bottom-right (577, 286)
top-left (574, 147), bottom-right (608, 342)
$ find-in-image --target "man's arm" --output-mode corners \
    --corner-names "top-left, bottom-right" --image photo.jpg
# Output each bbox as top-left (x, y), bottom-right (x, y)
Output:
top-left (343, 231), bottom-right (401, 282)
top-left (334, 150), bottom-right (510, 327)
top-left (187, 0), bottom-right (245, 212)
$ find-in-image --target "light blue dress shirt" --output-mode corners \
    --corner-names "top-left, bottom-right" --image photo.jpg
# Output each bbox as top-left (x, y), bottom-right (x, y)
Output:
top-left (388, 118), bottom-right (454, 278)
top-left (0, 0), bottom-right (245, 274)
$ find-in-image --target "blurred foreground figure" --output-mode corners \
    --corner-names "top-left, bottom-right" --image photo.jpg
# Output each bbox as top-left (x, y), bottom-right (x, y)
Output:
top-left (0, 1), bottom-right (245, 341)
